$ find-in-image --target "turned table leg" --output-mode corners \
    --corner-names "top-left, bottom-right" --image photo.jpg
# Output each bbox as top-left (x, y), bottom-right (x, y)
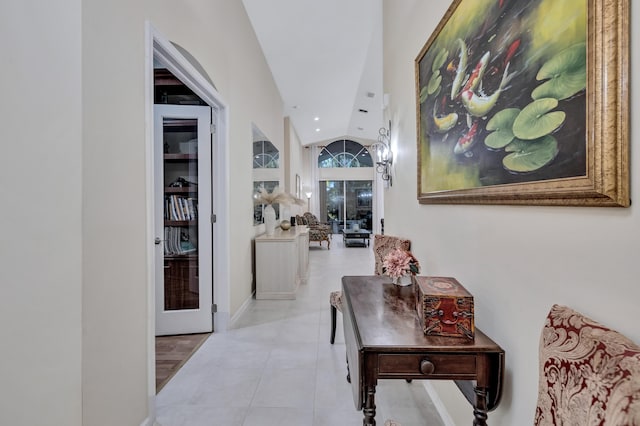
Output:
top-left (363, 385), bottom-right (376, 425)
top-left (346, 353), bottom-right (351, 383)
top-left (473, 386), bottom-right (489, 426)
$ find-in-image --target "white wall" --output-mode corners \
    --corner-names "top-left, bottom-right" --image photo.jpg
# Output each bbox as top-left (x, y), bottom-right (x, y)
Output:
top-left (2, 1), bottom-right (286, 425)
top-left (383, 1), bottom-right (639, 424)
top-left (0, 2), bottom-right (83, 425)
top-left (82, 0), bottom-right (148, 423)
top-left (284, 117), bottom-right (307, 218)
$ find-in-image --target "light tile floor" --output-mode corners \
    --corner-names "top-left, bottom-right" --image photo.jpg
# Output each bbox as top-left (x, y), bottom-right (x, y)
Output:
top-left (156, 237), bottom-right (445, 426)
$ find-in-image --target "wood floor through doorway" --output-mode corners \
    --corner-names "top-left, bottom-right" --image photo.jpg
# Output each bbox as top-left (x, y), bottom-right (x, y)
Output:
top-left (155, 333), bottom-right (211, 392)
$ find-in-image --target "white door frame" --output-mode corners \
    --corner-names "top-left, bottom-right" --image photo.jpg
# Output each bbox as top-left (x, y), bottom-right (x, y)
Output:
top-left (143, 21), bottom-right (231, 417)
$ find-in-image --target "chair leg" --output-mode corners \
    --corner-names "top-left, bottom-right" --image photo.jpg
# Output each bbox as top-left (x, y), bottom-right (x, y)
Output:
top-left (330, 305), bottom-right (337, 344)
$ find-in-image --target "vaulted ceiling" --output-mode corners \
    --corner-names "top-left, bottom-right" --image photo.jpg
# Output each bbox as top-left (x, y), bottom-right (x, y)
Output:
top-left (242, 0), bottom-right (384, 146)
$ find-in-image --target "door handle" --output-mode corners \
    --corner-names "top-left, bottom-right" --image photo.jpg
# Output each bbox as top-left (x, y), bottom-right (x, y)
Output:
top-left (154, 237), bottom-right (164, 245)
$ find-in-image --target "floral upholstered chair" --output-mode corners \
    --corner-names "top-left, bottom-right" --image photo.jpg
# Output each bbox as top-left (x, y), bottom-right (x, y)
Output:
top-left (302, 212), bottom-right (331, 233)
top-left (534, 304), bottom-right (640, 425)
top-left (298, 212), bottom-right (332, 249)
top-left (329, 234), bottom-right (411, 344)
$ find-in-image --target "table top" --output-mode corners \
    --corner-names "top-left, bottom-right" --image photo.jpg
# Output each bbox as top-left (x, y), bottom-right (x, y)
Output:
top-left (342, 275), bottom-right (502, 352)
top-left (343, 229), bottom-right (371, 237)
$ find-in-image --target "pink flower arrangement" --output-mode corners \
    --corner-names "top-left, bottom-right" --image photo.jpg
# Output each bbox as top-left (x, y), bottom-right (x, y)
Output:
top-left (382, 249), bottom-right (421, 278)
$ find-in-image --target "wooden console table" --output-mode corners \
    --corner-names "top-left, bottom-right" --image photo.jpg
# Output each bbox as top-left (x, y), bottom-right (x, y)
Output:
top-left (341, 276), bottom-right (504, 425)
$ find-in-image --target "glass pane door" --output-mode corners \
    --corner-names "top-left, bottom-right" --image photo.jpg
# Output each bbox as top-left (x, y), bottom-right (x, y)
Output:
top-left (322, 180), bottom-right (344, 234)
top-left (346, 181), bottom-right (373, 231)
top-left (319, 180), bottom-right (373, 234)
top-left (162, 117), bottom-right (199, 311)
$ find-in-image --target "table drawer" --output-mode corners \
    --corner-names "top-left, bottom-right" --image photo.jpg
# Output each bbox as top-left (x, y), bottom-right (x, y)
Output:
top-left (378, 353), bottom-right (477, 378)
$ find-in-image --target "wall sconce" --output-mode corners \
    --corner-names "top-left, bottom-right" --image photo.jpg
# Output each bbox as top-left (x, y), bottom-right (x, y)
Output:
top-left (370, 121), bottom-right (393, 186)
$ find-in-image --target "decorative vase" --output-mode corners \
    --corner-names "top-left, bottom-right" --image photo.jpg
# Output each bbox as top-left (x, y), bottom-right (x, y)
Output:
top-left (280, 220), bottom-right (291, 231)
top-left (394, 275), bottom-right (413, 286)
top-left (263, 204), bottom-right (276, 236)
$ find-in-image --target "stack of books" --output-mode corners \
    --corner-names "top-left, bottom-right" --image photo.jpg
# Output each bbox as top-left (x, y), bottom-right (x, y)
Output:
top-left (164, 227), bottom-right (197, 256)
top-left (165, 195), bottom-right (198, 221)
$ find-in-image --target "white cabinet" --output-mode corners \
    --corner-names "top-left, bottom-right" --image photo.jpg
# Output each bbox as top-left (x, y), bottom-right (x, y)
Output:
top-left (255, 226), bottom-right (309, 299)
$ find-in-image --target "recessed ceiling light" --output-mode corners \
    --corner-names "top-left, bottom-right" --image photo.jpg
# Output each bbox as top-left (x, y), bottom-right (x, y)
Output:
top-left (315, 128), bottom-right (320, 132)
top-left (314, 117), bottom-right (319, 121)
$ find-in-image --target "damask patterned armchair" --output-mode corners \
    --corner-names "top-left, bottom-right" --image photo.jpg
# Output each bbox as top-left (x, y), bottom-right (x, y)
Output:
top-left (535, 304), bottom-right (640, 425)
top-left (296, 213), bottom-right (331, 249)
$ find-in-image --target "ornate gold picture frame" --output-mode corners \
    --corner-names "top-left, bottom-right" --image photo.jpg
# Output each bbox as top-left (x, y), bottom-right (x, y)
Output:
top-left (415, 0), bottom-right (629, 206)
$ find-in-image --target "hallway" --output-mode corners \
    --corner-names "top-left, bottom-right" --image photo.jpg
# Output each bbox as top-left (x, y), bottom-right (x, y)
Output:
top-left (156, 237), bottom-right (445, 425)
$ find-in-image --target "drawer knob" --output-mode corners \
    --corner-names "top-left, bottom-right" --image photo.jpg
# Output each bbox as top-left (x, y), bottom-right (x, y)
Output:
top-left (420, 359), bottom-right (435, 374)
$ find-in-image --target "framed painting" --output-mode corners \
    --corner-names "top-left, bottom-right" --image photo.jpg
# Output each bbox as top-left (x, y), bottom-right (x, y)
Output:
top-left (415, 0), bottom-right (629, 206)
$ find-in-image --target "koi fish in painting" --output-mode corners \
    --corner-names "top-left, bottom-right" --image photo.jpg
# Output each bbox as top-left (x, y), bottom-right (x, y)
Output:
top-left (453, 119), bottom-right (479, 156)
top-left (433, 99), bottom-right (459, 133)
top-left (461, 62), bottom-right (515, 118)
top-left (449, 39), bottom-right (468, 100)
top-left (460, 51), bottom-right (490, 95)
top-left (503, 39), bottom-right (520, 67)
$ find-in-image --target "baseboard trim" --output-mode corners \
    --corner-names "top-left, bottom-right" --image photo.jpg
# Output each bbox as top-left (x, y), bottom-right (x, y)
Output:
top-left (139, 415), bottom-right (159, 426)
top-left (227, 290), bottom-right (255, 330)
top-left (422, 381), bottom-right (455, 426)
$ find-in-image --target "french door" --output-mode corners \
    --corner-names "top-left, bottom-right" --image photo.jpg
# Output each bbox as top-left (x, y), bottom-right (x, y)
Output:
top-left (154, 104), bottom-right (213, 335)
top-left (319, 180), bottom-right (373, 233)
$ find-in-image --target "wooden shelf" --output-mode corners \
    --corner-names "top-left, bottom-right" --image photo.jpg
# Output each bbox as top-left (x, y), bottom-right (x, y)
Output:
top-left (165, 220), bottom-right (197, 226)
top-left (165, 186), bottom-right (197, 194)
top-left (165, 254), bottom-right (198, 260)
top-left (164, 153), bottom-right (197, 161)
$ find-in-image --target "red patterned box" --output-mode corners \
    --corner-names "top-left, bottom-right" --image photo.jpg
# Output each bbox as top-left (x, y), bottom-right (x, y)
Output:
top-left (414, 276), bottom-right (474, 339)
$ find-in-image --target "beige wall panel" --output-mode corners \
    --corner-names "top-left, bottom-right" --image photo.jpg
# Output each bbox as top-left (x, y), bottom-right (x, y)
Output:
top-left (383, 1), bottom-right (639, 424)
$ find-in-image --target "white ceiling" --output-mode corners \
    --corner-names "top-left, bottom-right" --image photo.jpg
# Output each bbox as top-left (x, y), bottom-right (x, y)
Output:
top-left (242, 0), bottom-right (384, 146)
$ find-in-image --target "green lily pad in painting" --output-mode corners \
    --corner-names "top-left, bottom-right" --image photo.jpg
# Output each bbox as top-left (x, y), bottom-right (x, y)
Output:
top-left (427, 72), bottom-right (442, 95)
top-left (419, 86), bottom-right (429, 104)
top-left (432, 48), bottom-right (448, 73)
top-left (484, 108), bottom-right (520, 149)
top-left (503, 135), bottom-right (559, 173)
top-left (532, 43), bottom-right (586, 100)
top-left (512, 98), bottom-right (565, 140)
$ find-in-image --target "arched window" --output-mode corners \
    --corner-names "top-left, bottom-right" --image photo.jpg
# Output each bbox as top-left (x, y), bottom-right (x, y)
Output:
top-left (318, 140), bottom-right (373, 168)
top-left (253, 140), bottom-right (279, 168)
top-left (315, 140), bottom-right (375, 234)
